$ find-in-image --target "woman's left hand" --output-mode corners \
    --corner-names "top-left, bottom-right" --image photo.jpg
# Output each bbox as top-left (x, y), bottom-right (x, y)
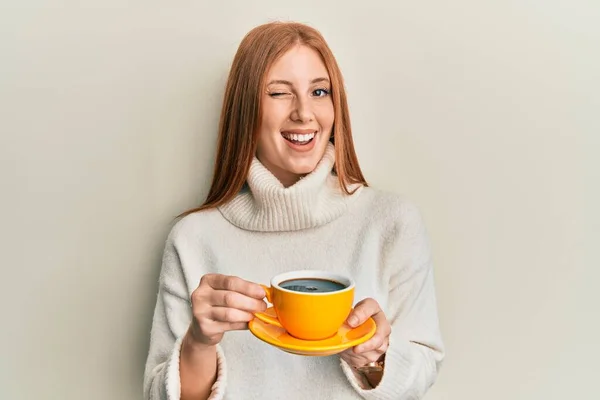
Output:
top-left (340, 298), bottom-right (391, 368)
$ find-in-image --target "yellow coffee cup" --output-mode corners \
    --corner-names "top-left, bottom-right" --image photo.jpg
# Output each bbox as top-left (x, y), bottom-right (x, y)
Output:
top-left (254, 270), bottom-right (355, 341)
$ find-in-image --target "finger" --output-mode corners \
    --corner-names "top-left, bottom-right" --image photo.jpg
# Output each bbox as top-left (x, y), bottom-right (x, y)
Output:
top-left (356, 350), bottom-right (385, 364)
top-left (348, 346), bottom-right (387, 366)
top-left (354, 334), bottom-right (388, 354)
top-left (211, 320), bottom-right (249, 332)
top-left (339, 348), bottom-right (366, 366)
top-left (371, 313), bottom-right (392, 337)
top-left (346, 298), bottom-right (381, 327)
top-left (193, 318), bottom-right (249, 340)
top-left (340, 352), bottom-right (365, 368)
top-left (210, 307), bottom-right (255, 323)
top-left (212, 290), bottom-right (267, 312)
top-left (202, 274), bottom-right (266, 299)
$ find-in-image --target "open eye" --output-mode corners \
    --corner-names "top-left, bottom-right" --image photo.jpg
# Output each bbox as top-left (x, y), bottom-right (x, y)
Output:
top-left (312, 88), bottom-right (330, 97)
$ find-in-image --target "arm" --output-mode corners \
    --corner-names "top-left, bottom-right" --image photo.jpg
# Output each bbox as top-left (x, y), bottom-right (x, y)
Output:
top-left (180, 335), bottom-right (218, 400)
top-left (341, 202), bottom-right (445, 399)
top-left (143, 235), bottom-right (227, 400)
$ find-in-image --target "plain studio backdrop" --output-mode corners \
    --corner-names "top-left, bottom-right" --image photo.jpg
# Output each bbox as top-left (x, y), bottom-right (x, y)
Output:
top-left (1, 1), bottom-right (598, 399)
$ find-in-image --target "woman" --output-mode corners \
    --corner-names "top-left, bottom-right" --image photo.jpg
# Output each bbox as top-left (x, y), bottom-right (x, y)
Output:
top-left (144, 21), bottom-right (444, 400)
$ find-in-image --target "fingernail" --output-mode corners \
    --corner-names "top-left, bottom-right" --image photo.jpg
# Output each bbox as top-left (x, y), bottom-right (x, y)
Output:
top-left (348, 316), bottom-right (359, 327)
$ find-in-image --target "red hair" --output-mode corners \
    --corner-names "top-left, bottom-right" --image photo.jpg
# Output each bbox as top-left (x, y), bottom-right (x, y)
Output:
top-left (180, 22), bottom-right (367, 217)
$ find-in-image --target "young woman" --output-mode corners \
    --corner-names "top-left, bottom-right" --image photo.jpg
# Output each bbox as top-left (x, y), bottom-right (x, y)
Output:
top-left (144, 21), bottom-right (444, 400)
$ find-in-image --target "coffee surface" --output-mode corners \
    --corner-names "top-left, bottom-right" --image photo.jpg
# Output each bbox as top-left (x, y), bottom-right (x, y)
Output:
top-left (280, 278), bottom-right (346, 293)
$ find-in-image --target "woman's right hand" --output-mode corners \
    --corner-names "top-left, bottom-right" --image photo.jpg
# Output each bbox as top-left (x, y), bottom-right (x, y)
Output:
top-left (185, 274), bottom-right (267, 348)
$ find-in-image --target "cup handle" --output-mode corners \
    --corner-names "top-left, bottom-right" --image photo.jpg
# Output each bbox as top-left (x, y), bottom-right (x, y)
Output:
top-left (254, 284), bottom-right (284, 328)
top-left (259, 284), bottom-right (273, 303)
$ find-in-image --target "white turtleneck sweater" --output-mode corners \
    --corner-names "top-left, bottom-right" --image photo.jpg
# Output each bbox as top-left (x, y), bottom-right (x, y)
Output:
top-left (143, 144), bottom-right (445, 400)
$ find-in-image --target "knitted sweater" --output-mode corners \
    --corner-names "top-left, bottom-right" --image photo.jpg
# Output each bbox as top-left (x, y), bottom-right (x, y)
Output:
top-left (143, 144), bottom-right (445, 399)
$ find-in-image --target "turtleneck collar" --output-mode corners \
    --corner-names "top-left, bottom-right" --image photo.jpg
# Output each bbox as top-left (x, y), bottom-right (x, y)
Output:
top-left (218, 143), bottom-right (363, 232)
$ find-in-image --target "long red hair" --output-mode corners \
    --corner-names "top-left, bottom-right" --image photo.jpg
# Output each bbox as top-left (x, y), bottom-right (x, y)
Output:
top-left (180, 22), bottom-right (367, 217)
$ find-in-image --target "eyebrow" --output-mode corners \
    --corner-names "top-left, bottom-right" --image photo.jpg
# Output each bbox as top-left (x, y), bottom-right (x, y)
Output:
top-left (267, 77), bottom-right (331, 86)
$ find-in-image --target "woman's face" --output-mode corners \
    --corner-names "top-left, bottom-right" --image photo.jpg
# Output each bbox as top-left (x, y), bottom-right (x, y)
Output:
top-left (256, 45), bottom-right (334, 187)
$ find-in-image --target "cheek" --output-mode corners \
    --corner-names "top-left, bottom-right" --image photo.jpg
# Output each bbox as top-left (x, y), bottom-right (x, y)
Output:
top-left (259, 113), bottom-right (275, 134)
top-left (256, 115), bottom-right (283, 156)
top-left (261, 101), bottom-right (290, 131)
top-left (316, 103), bottom-right (335, 130)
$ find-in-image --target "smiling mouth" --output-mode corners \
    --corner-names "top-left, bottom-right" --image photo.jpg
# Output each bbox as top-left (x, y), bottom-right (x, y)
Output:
top-left (281, 131), bottom-right (316, 145)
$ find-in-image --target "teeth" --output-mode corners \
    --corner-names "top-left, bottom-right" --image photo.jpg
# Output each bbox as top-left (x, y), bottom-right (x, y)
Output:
top-left (282, 132), bottom-right (315, 142)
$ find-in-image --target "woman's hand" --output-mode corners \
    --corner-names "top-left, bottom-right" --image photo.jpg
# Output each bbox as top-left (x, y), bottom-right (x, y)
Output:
top-left (340, 298), bottom-right (391, 368)
top-left (185, 274), bottom-right (267, 348)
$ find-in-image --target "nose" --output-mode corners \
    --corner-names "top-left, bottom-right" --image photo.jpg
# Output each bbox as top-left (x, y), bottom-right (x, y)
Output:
top-left (289, 95), bottom-right (314, 123)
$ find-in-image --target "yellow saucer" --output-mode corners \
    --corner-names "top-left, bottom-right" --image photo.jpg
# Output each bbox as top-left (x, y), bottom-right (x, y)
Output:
top-left (248, 307), bottom-right (377, 356)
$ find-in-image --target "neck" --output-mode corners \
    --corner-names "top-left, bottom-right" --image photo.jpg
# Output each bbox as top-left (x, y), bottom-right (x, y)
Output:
top-left (257, 159), bottom-right (303, 188)
top-left (218, 143), bottom-right (363, 232)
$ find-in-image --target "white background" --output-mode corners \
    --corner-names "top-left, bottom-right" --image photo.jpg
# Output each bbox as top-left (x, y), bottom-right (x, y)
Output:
top-left (1, 1), bottom-right (598, 399)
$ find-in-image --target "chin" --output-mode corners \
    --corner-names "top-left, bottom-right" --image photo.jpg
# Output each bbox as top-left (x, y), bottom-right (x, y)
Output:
top-left (298, 167), bottom-right (318, 176)
top-left (289, 163), bottom-right (318, 175)
top-left (288, 155), bottom-right (323, 174)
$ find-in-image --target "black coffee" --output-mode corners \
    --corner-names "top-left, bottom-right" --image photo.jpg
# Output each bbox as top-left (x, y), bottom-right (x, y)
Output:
top-left (280, 278), bottom-right (347, 293)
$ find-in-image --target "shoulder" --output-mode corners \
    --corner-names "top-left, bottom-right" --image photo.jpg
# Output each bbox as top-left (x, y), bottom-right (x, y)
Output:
top-left (166, 207), bottom-right (223, 246)
top-left (357, 187), bottom-right (427, 238)
top-left (158, 208), bottom-right (222, 283)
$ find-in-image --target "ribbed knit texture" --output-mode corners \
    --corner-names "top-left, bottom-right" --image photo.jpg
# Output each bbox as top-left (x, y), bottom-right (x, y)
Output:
top-left (143, 145), bottom-right (445, 400)
top-left (219, 143), bottom-right (362, 232)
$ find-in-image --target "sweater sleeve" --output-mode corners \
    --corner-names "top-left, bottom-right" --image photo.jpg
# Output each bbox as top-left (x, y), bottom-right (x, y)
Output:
top-left (143, 233), bottom-right (228, 400)
top-left (341, 202), bottom-right (445, 399)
